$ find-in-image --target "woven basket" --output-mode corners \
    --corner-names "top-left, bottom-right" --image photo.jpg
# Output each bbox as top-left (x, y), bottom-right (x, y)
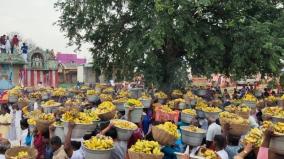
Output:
top-left (128, 150), bottom-right (164, 159)
top-left (5, 146), bottom-right (37, 159)
top-left (36, 119), bottom-right (55, 133)
top-left (98, 110), bottom-right (116, 121)
top-left (220, 121), bottom-right (249, 136)
top-left (152, 126), bottom-right (177, 146)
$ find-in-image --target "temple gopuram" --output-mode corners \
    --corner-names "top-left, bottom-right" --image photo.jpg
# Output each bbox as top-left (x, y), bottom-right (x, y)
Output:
top-left (22, 48), bottom-right (59, 87)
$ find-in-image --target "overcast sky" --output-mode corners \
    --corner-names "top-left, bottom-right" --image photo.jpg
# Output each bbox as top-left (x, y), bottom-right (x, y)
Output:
top-left (0, 0), bottom-right (92, 61)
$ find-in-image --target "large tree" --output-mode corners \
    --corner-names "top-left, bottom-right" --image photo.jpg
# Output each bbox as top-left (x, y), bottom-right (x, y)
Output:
top-left (55, 0), bottom-right (284, 89)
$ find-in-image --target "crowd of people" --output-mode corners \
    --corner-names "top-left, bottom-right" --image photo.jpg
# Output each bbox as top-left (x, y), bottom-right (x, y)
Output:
top-left (0, 34), bottom-right (29, 62)
top-left (0, 84), bottom-right (281, 159)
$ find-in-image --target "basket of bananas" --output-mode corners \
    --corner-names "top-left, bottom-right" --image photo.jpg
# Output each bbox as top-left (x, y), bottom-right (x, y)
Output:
top-left (278, 95), bottom-right (284, 107)
top-left (183, 91), bottom-right (197, 106)
top-left (195, 100), bottom-right (207, 118)
top-left (112, 119), bottom-right (138, 141)
top-left (62, 111), bottom-right (99, 139)
top-left (224, 105), bottom-right (238, 113)
top-left (242, 94), bottom-right (257, 108)
top-left (86, 90), bottom-right (100, 103)
top-left (203, 106), bottom-right (222, 121)
top-left (262, 106), bottom-right (281, 120)
top-left (236, 105), bottom-right (251, 119)
top-left (128, 140), bottom-right (164, 159)
top-left (102, 87), bottom-right (115, 94)
top-left (99, 94), bottom-right (113, 102)
top-left (113, 97), bottom-right (128, 111)
top-left (154, 91), bottom-right (168, 104)
top-left (272, 110), bottom-right (284, 123)
top-left (180, 125), bottom-right (206, 146)
top-left (195, 147), bottom-right (220, 159)
top-left (53, 121), bottom-right (65, 143)
top-left (171, 89), bottom-right (183, 99)
top-left (219, 112), bottom-right (250, 136)
top-left (152, 122), bottom-right (179, 146)
top-left (41, 100), bottom-right (61, 114)
top-left (8, 89), bottom-right (20, 103)
top-left (125, 99), bottom-right (144, 123)
top-left (82, 135), bottom-right (114, 159)
top-left (181, 109), bottom-right (196, 123)
top-left (269, 122), bottom-right (284, 155)
top-left (5, 147), bottom-right (37, 159)
top-left (52, 88), bottom-right (66, 97)
top-left (139, 93), bottom-right (152, 108)
top-left (36, 113), bottom-right (55, 133)
top-left (94, 101), bottom-right (116, 121)
top-left (264, 95), bottom-right (277, 107)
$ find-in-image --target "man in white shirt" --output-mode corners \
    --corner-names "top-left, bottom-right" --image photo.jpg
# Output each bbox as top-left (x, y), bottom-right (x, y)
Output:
top-left (206, 116), bottom-right (221, 148)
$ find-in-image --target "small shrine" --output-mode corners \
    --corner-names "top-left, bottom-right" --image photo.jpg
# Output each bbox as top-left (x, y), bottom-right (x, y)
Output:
top-left (21, 48), bottom-right (59, 87)
top-left (0, 54), bottom-right (25, 90)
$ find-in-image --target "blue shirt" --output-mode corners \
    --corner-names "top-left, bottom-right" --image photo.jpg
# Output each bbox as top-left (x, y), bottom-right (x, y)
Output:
top-left (21, 45), bottom-right (28, 54)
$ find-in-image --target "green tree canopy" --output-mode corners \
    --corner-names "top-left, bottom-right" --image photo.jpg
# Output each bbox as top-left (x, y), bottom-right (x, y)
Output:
top-left (55, 0), bottom-right (284, 89)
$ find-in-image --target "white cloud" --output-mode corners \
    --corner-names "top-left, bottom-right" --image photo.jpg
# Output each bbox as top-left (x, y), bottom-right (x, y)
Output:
top-left (0, 0), bottom-right (92, 61)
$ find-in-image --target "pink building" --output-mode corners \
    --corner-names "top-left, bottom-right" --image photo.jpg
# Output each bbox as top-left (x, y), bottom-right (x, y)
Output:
top-left (56, 52), bottom-right (87, 83)
top-left (56, 52), bottom-right (86, 64)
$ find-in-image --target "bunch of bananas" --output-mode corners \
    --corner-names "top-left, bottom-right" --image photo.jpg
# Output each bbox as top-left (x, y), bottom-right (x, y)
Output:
top-left (126, 99), bottom-right (143, 107)
top-left (83, 135), bottom-right (114, 150)
top-left (22, 106), bottom-right (28, 115)
top-left (13, 151), bottom-right (29, 159)
top-left (52, 88), bottom-right (66, 97)
top-left (262, 107), bottom-right (282, 116)
top-left (27, 118), bottom-right (36, 126)
top-left (86, 90), bottom-right (99, 96)
top-left (160, 105), bottom-right (173, 113)
top-left (154, 91), bottom-right (168, 99)
top-left (273, 110), bottom-right (284, 118)
top-left (224, 105), bottom-right (238, 113)
top-left (266, 96), bottom-right (277, 102)
top-left (84, 110), bottom-right (100, 121)
top-left (29, 92), bottom-right (41, 99)
top-left (112, 119), bottom-right (137, 130)
top-left (102, 87), bottom-right (114, 93)
top-left (199, 148), bottom-right (218, 159)
top-left (42, 100), bottom-right (60, 107)
top-left (237, 105), bottom-right (250, 113)
top-left (202, 106), bottom-right (222, 113)
top-left (182, 109), bottom-right (196, 116)
top-left (13, 86), bottom-right (23, 90)
top-left (117, 90), bottom-right (130, 98)
top-left (243, 128), bottom-right (263, 147)
top-left (99, 94), bottom-right (113, 101)
top-left (172, 89), bottom-right (183, 96)
top-left (8, 89), bottom-right (21, 97)
top-left (167, 100), bottom-right (175, 108)
top-left (262, 121), bottom-right (273, 130)
top-left (62, 112), bottom-right (94, 124)
top-left (139, 92), bottom-right (151, 100)
top-left (26, 110), bottom-right (42, 119)
top-left (113, 97), bottom-right (128, 103)
top-left (195, 100), bottom-right (208, 110)
top-left (94, 101), bottom-right (116, 114)
top-left (129, 140), bottom-right (162, 155)
top-left (281, 94), bottom-right (284, 100)
top-left (38, 113), bottom-right (55, 121)
top-left (243, 94), bottom-right (257, 102)
top-left (156, 122), bottom-right (179, 139)
top-left (184, 125), bottom-right (203, 133)
top-left (219, 112), bottom-right (249, 125)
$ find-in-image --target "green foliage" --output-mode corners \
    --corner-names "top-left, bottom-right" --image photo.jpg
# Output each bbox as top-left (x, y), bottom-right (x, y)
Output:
top-left (55, 0), bottom-right (284, 89)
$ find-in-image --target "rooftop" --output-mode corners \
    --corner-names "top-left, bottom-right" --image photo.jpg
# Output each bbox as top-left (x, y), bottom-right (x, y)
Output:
top-left (56, 52), bottom-right (86, 65)
top-left (0, 54), bottom-right (25, 65)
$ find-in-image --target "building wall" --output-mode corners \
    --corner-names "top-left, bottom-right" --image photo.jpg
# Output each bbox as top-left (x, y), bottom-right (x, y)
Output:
top-left (22, 70), bottom-right (58, 87)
